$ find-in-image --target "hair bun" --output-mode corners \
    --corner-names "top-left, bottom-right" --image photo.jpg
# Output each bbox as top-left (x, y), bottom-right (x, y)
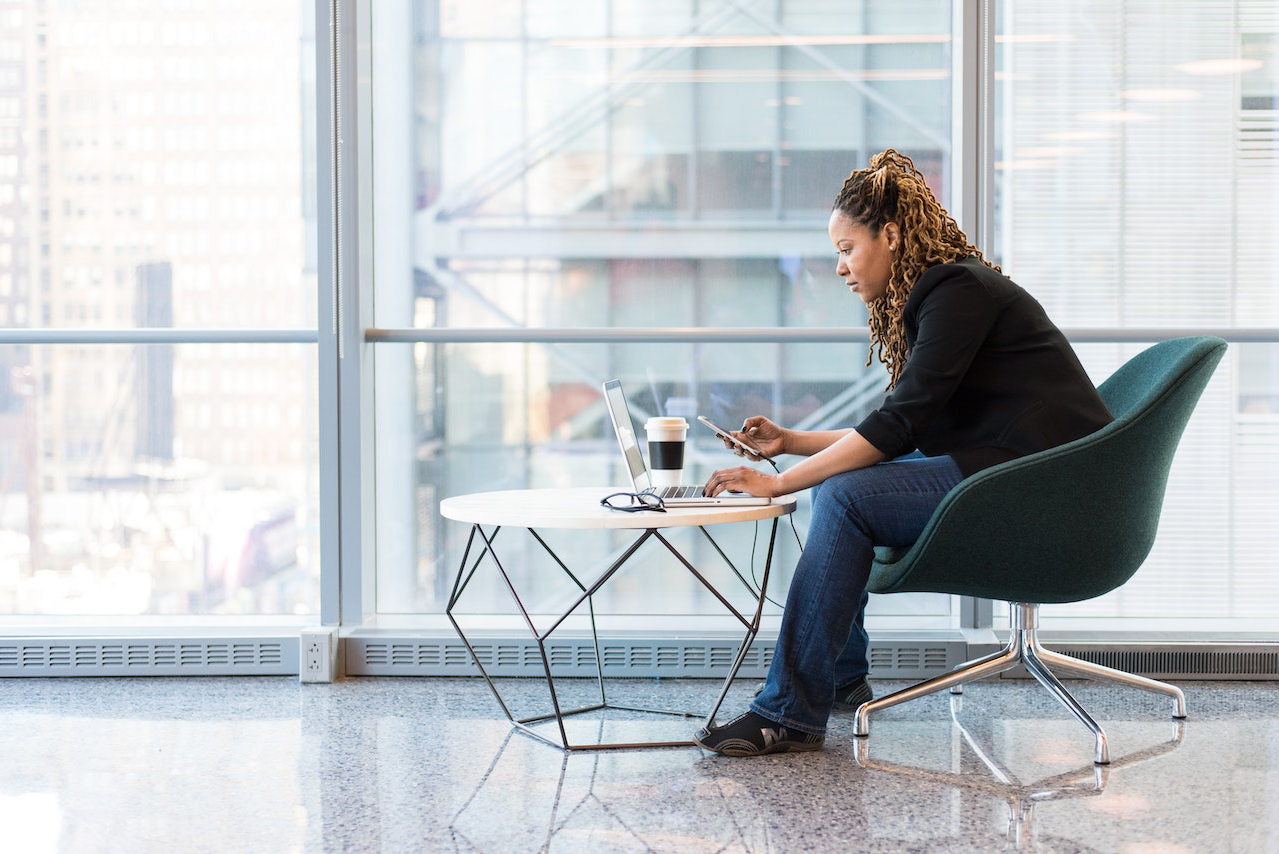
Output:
top-left (869, 149), bottom-right (917, 178)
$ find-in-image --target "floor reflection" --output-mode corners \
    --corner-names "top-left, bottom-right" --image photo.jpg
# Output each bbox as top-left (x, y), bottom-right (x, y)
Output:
top-left (449, 723), bottom-right (773, 853)
top-left (6, 677), bottom-right (1277, 853)
top-left (853, 694), bottom-right (1185, 851)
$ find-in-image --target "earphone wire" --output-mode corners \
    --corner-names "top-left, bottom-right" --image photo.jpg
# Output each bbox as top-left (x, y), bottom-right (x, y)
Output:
top-left (746, 505), bottom-right (803, 611)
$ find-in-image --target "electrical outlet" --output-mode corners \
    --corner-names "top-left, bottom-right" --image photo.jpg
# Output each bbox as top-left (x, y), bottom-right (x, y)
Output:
top-left (300, 628), bottom-right (338, 683)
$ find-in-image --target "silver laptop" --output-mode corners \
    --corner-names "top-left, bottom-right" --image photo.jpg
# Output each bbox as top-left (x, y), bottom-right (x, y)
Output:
top-left (602, 379), bottom-right (771, 506)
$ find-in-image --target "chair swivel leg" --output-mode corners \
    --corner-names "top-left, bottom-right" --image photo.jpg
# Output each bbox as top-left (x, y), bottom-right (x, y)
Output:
top-left (943, 646), bottom-right (1023, 696)
top-left (1022, 641), bottom-right (1111, 765)
top-left (854, 636), bottom-right (1023, 736)
top-left (1033, 646), bottom-right (1187, 719)
top-left (857, 603), bottom-right (1180, 764)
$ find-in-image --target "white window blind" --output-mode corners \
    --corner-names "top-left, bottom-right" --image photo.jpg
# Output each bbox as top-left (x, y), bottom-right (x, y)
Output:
top-left (997, 1), bottom-right (1279, 627)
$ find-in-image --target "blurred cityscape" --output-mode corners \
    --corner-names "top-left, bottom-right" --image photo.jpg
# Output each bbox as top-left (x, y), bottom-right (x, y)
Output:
top-left (0, 1), bottom-right (317, 615)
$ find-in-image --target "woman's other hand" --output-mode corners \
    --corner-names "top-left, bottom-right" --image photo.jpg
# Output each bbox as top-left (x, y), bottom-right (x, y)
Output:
top-left (731, 416), bottom-right (785, 460)
top-left (704, 466), bottom-right (782, 498)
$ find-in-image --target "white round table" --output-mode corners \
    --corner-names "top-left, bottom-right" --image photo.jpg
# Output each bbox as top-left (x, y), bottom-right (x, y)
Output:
top-left (441, 486), bottom-right (795, 530)
top-left (440, 486), bottom-right (797, 750)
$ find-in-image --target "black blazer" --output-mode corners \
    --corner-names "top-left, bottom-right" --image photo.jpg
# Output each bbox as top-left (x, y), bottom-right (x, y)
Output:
top-left (855, 258), bottom-right (1113, 477)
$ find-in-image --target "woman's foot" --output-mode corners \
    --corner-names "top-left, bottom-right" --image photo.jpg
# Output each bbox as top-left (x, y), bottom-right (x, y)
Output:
top-left (752, 676), bottom-right (873, 711)
top-left (833, 676), bottom-right (873, 711)
top-left (693, 711), bottom-right (824, 756)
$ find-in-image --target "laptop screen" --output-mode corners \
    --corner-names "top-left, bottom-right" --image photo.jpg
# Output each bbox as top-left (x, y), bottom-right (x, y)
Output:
top-left (602, 379), bottom-right (650, 490)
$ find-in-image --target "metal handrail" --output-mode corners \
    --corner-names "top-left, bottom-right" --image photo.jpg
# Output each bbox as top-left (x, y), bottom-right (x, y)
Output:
top-left (2, 327), bottom-right (1275, 346)
top-left (0, 329), bottom-right (317, 345)
top-left (364, 327), bottom-right (1279, 344)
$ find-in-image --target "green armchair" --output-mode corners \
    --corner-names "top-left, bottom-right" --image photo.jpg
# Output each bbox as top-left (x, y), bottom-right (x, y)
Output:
top-left (853, 336), bottom-right (1227, 764)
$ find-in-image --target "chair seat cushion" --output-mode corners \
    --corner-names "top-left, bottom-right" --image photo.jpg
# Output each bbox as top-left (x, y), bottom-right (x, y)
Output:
top-left (874, 545), bottom-right (910, 566)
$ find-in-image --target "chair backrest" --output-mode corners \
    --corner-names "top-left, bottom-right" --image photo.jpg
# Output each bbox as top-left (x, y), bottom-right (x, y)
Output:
top-left (867, 336), bottom-right (1227, 603)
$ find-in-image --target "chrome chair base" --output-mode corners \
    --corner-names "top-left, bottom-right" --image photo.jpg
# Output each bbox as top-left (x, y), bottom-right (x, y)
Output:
top-left (852, 602), bottom-right (1187, 765)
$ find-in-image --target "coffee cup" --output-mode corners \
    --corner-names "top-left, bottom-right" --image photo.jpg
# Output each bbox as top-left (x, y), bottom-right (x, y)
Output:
top-left (645, 416), bottom-right (688, 489)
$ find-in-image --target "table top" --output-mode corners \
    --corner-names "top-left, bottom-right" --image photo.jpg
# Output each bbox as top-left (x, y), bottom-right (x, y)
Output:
top-left (440, 487), bottom-right (796, 530)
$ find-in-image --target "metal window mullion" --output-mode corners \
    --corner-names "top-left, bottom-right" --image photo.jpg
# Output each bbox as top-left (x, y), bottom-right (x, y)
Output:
top-left (316, 0), bottom-right (340, 627)
top-left (954, 0), bottom-right (997, 629)
top-left (952, 0), bottom-right (996, 250)
top-left (349, 0), bottom-right (378, 627)
top-left (317, 0), bottom-right (365, 628)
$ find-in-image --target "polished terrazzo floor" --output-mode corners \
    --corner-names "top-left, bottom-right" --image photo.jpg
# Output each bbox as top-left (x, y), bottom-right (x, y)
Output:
top-left (3, 674), bottom-right (1277, 852)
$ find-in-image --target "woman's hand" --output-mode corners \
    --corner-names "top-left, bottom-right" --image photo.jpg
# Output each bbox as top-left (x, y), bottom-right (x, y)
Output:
top-left (704, 465), bottom-right (782, 498)
top-left (728, 416), bottom-right (786, 460)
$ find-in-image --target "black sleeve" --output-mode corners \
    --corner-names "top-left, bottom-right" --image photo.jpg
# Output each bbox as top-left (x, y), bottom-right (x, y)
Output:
top-left (854, 267), bottom-right (1002, 458)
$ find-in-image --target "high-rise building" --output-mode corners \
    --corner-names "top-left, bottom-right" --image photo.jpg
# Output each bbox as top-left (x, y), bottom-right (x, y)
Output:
top-left (0, 1), bottom-right (316, 613)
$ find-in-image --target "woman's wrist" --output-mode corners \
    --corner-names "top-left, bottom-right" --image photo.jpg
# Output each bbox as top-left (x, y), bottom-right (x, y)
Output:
top-left (777, 427), bottom-right (793, 456)
top-left (772, 459), bottom-right (820, 497)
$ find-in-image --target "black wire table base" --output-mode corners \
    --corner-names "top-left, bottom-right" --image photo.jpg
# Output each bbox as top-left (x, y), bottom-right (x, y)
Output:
top-left (445, 519), bottom-right (781, 751)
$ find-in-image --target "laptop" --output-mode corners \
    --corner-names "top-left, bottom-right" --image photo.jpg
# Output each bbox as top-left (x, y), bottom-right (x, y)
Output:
top-left (602, 379), bottom-right (772, 506)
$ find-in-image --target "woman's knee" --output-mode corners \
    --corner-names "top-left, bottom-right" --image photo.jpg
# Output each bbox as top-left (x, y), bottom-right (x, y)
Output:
top-left (812, 467), bottom-right (882, 514)
top-left (808, 470), bottom-right (880, 544)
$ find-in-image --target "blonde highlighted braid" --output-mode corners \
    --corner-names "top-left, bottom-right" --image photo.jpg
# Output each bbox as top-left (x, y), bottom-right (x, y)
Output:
top-left (833, 149), bottom-right (999, 388)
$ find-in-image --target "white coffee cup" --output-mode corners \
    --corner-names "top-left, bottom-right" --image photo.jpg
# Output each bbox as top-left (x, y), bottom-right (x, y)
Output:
top-left (645, 416), bottom-right (688, 489)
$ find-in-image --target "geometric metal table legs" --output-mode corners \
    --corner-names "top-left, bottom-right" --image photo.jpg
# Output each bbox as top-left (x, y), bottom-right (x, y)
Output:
top-left (446, 519), bottom-right (779, 750)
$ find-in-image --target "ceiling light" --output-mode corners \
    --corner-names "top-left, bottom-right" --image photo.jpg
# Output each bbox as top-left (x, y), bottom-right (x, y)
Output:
top-left (995, 159), bottom-right (1057, 170)
top-left (1175, 58), bottom-right (1263, 75)
top-left (1078, 110), bottom-right (1157, 123)
top-left (1121, 88), bottom-right (1201, 102)
top-left (1042, 130), bottom-right (1117, 141)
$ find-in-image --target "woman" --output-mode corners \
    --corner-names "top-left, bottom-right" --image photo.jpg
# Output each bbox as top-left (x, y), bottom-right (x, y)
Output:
top-left (693, 150), bottom-right (1112, 756)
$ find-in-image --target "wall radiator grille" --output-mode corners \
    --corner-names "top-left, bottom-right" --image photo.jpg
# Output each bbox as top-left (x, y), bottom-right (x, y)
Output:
top-left (1019, 645), bottom-right (1279, 680)
top-left (2, 636), bottom-right (1273, 680)
top-left (346, 636), bottom-right (971, 680)
top-left (0, 638), bottom-right (298, 676)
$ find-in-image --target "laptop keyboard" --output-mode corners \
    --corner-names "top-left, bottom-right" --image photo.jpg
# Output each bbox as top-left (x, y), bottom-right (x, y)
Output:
top-left (651, 485), bottom-right (706, 499)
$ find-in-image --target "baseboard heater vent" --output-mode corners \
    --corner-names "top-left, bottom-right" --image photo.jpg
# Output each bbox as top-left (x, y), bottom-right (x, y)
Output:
top-left (11, 636), bottom-right (1268, 680)
top-left (346, 636), bottom-right (970, 680)
top-left (1001, 644), bottom-right (1279, 681)
top-left (0, 637), bottom-right (298, 677)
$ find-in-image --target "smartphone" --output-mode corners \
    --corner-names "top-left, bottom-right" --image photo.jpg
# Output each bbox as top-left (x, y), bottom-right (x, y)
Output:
top-left (697, 415), bottom-right (771, 461)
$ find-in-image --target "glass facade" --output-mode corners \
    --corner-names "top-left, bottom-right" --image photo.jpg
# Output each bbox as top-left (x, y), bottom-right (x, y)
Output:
top-left (370, 1), bottom-right (958, 625)
top-left (369, 0), bottom-right (1278, 633)
top-left (0, 2), bottom-right (319, 617)
top-left (0, 0), bottom-right (1275, 642)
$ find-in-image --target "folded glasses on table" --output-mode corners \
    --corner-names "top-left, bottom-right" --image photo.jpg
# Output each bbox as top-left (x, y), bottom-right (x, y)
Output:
top-left (600, 491), bottom-right (667, 513)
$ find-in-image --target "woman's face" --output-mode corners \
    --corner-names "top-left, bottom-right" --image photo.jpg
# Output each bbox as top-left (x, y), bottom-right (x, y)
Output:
top-left (828, 210), bottom-right (898, 304)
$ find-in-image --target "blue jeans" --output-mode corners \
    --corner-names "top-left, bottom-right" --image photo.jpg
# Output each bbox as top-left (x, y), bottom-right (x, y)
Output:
top-left (749, 453), bottom-right (964, 736)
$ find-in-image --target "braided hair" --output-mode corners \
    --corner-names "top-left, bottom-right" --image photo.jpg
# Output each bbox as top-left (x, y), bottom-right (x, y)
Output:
top-left (832, 149), bottom-right (999, 388)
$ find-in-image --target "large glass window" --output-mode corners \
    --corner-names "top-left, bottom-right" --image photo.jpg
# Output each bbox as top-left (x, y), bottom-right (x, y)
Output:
top-left (994, 1), bottom-right (1279, 629)
top-left (0, 3), bottom-right (319, 618)
top-left (370, 1), bottom-right (958, 626)
top-left (3, 0), bottom-right (1273, 643)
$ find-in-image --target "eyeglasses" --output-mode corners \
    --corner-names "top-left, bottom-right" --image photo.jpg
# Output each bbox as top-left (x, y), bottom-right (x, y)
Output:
top-left (600, 492), bottom-right (666, 513)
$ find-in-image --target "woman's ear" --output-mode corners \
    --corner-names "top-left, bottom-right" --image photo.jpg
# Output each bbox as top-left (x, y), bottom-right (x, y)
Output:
top-left (884, 222), bottom-right (901, 251)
